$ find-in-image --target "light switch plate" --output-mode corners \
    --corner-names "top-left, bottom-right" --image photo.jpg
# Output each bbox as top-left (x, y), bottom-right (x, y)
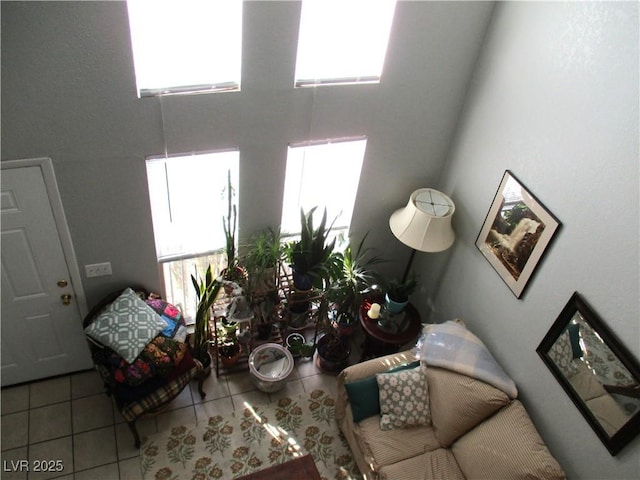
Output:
top-left (85, 262), bottom-right (112, 278)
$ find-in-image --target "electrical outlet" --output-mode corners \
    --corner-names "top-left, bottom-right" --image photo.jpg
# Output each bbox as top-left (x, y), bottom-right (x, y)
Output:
top-left (85, 262), bottom-right (112, 278)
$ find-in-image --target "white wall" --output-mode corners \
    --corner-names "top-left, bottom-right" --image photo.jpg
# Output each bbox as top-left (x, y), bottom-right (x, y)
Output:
top-left (417, 2), bottom-right (639, 478)
top-left (1, 1), bottom-right (494, 305)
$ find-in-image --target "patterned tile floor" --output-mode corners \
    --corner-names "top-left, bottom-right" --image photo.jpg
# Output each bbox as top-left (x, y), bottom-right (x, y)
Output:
top-left (0, 345), bottom-right (360, 480)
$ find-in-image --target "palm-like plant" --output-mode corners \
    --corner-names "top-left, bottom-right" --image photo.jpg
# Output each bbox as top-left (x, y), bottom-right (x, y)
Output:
top-left (241, 227), bottom-right (283, 296)
top-left (191, 265), bottom-right (223, 363)
top-left (288, 207), bottom-right (339, 290)
top-left (327, 233), bottom-right (384, 323)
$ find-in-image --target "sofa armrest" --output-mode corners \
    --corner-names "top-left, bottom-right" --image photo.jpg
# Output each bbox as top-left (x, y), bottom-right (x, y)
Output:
top-left (336, 350), bottom-right (418, 422)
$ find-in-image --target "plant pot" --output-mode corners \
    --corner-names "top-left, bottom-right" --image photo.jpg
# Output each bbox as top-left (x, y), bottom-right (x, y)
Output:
top-left (332, 314), bottom-right (357, 337)
top-left (219, 343), bottom-right (242, 367)
top-left (385, 293), bottom-right (408, 314)
top-left (316, 334), bottom-right (351, 374)
top-left (255, 266), bottom-right (277, 292)
top-left (221, 266), bottom-right (247, 290)
top-left (286, 332), bottom-right (305, 357)
top-left (257, 323), bottom-right (273, 340)
top-left (292, 270), bottom-right (313, 291)
top-left (287, 298), bottom-right (310, 330)
top-left (221, 318), bottom-right (238, 336)
top-left (196, 350), bottom-right (214, 377)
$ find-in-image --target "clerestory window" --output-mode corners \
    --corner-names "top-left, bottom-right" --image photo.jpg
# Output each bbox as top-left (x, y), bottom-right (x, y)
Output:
top-left (126, 0), bottom-right (243, 97)
top-left (294, 0), bottom-right (397, 87)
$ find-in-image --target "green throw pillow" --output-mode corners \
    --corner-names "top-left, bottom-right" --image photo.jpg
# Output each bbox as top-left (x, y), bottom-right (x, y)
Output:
top-left (345, 361), bottom-right (420, 423)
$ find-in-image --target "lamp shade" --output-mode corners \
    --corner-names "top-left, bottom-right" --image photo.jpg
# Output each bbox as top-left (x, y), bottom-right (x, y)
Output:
top-left (389, 188), bottom-right (455, 252)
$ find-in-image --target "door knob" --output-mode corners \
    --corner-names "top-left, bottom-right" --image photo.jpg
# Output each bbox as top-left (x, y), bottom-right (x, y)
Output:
top-left (61, 294), bottom-right (72, 305)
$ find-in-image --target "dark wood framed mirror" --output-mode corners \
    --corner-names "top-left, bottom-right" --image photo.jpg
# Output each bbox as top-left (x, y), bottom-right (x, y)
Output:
top-left (537, 292), bottom-right (640, 455)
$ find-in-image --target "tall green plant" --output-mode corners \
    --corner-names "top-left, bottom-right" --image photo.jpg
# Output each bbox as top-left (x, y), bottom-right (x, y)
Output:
top-left (327, 233), bottom-right (384, 321)
top-left (289, 207), bottom-right (339, 289)
top-left (222, 169), bottom-right (237, 270)
top-left (191, 265), bottom-right (222, 362)
top-left (242, 227), bottom-right (282, 296)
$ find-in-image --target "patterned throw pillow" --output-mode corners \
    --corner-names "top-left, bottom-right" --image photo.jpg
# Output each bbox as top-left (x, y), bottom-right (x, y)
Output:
top-left (548, 330), bottom-right (580, 378)
top-left (376, 365), bottom-right (431, 431)
top-left (85, 288), bottom-right (167, 363)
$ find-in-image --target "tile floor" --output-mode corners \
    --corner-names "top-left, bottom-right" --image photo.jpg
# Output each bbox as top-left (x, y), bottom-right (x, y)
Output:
top-left (0, 351), bottom-right (348, 480)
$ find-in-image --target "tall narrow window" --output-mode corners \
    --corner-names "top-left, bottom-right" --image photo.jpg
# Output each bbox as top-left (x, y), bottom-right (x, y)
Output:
top-left (146, 150), bottom-right (239, 319)
top-left (281, 137), bottom-right (367, 240)
top-left (294, 0), bottom-right (397, 87)
top-left (126, 0), bottom-right (242, 97)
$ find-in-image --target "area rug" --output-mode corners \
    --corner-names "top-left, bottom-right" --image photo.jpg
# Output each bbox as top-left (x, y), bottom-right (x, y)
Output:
top-left (140, 389), bottom-right (362, 480)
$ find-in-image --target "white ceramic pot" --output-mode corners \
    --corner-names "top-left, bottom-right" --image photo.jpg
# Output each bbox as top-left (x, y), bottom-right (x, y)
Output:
top-left (248, 343), bottom-right (294, 393)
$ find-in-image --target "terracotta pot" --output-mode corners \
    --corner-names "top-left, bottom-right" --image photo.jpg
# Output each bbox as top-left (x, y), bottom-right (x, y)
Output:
top-left (220, 343), bottom-right (242, 367)
top-left (316, 335), bottom-right (350, 374)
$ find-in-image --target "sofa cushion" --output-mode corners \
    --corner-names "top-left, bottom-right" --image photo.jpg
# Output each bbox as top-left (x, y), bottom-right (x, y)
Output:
top-left (85, 288), bottom-right (167, 363)
top-left (378, 448), bottom-right (465, 480)
top-left (377, 365), bottom-right (431, 430)
top-left (354, 415), bottom-right (440, 471)
top-left (427, 366), bottom-right (511, 447)
top-left (452, 400), bottom-right (565, 479)
top-left (344, 361), bottom-right (420, 422)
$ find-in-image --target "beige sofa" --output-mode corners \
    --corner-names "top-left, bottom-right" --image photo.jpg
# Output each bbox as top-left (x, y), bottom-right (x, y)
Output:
top-left (336, 350), bottom-right (566, 480)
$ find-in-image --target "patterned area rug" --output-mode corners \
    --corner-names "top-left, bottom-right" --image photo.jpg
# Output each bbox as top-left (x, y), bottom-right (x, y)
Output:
top-left (140, 389), bottom-right (362, 480)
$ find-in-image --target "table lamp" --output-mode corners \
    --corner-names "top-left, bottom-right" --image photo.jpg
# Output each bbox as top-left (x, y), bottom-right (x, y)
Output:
top-left (389, 188), bottom-right (456, 282)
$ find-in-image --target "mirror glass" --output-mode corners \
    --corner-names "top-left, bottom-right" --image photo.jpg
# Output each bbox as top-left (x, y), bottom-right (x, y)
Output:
top-left (537, 292), bottom-right (640, 455)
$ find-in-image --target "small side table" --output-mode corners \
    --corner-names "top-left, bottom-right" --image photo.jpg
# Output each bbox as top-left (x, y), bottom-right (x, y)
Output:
top-left (359, 298), bottom-right (422, 361)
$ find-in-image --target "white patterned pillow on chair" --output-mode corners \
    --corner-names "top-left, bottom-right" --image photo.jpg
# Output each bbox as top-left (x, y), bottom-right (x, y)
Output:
top-left (376, 365), bottom-right (431, 430)
top-left (85, 288), bottom-right (167, 363)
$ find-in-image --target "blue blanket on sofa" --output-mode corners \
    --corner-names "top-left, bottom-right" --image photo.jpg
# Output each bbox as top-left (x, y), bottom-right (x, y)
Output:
top-left (420, 320), bottom-right (518, 398)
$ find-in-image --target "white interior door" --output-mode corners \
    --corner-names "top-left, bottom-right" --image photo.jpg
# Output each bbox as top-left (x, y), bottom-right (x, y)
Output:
top-left (1, 158), bottom-right (92, 386)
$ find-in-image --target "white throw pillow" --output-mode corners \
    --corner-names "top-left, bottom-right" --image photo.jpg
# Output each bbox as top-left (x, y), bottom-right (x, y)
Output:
top-left (376, 365), bottom-right (431, 430)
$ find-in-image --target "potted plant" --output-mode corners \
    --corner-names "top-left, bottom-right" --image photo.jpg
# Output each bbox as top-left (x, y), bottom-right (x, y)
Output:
top-left (286, 291), bottom-right (312, 330)
top-left (191, 265), bottom-right (223, 369)
top-left (285, 332), bottom-right (305, 357)
top-left (218, 326), bottom-right (242, 367)
top-left (286, 207), bottom-right (340, 291)
top-left (384, 273), bottom-right (418, 314)
top-left (326, 233), bottom-right (384, 335)
top-left (221, 169), bottom-right (245, 285)
top-left (313, 296), bottom-right (351, 373)
top-left (252, 292), bottom-right (278, 340)
top-left (241, 227), bottom-right (282, 299)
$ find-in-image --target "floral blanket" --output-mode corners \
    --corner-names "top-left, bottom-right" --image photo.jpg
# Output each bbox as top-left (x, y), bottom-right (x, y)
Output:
top-left (140, 389), bottom-right (361, 480)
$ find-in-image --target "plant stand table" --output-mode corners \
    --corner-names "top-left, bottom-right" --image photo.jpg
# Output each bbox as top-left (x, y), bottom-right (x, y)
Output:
top-left (359, 297), bottom-right (422, 361)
